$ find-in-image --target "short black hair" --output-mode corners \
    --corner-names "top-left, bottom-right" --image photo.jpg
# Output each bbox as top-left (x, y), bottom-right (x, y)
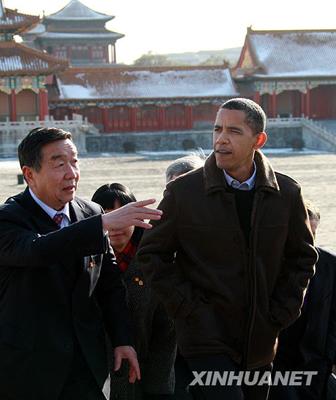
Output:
top-left (18, 127), bottom-right (72, 171)
top-left (221, 98), bottom-right (266, 135)
top-left (91, 183), bottom-right (137, 210)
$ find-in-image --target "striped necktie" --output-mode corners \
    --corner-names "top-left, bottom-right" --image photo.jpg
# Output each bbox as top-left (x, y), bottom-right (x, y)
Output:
top-left (53, 213), bottom-right (64, 227)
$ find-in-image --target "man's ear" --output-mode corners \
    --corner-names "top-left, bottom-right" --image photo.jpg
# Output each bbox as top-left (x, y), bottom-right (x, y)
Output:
top-left (22, 166), bottom-right (34, 186)
top-left (254, 132), bottom-right (268, 149)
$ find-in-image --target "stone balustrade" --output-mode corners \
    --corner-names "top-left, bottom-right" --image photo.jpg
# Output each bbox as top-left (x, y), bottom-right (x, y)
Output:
top-left (0, 114), bottom-right (98, 158)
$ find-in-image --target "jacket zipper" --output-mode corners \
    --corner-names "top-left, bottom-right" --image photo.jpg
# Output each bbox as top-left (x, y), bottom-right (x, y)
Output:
top-left (242, 191), bottom-right (264, 368)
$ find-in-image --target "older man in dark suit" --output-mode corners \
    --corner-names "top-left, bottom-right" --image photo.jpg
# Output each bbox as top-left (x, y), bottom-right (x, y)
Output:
top-left (0, 127), bottom-right (162, 400)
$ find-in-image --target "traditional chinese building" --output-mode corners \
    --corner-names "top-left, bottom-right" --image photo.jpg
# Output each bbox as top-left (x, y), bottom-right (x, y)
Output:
top-left (0, 0), bottom-right (68, 122)
top-left (234, 27), bottom-right (336, 119)
top-left (49, 65), bottom-right (238, 132)
top-left (23, 0), bottom-right (124, 66)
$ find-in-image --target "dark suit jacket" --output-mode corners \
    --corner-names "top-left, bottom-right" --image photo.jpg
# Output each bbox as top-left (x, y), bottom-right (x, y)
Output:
top-left (272, 247), bottom-right (336, 399)
top-left (0, 188), bottom-right (132, 400)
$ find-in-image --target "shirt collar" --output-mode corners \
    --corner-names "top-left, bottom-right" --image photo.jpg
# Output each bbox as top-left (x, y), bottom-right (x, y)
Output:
top-left (29, 188), bottom-right (71, 221)
top-left (223, 161), bottom-right (256, 191)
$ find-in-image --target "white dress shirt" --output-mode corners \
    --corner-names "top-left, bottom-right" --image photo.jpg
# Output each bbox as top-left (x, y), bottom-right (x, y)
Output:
top-left (223, 161), bottom-right (256, 191)
top-left (29, 188), bottom-right (71, 228)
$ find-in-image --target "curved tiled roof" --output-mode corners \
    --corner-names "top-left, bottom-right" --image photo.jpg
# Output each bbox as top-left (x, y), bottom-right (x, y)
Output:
top-left (247, 29), bottom-right (336, 78)
top-left (0, 7), bottom-right (39, 33)
top-left (0, 41), bottom-right (68, 76)
top-left (55, 66), bottom-right (238, 100)
top-left (46, 0), bottom-right (113, 22)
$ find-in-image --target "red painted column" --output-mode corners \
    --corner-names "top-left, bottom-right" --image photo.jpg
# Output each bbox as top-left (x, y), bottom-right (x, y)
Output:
top-left (271, 92), bottom-right (277, 118)
top-left (10, 90), bottom-right (17, 121)
top-left (305, 88), bottom-right (311, 118)
top-left (101, 108), bottom-right (109, 132)
top-left (253, 91), bottom-right (261, 104)
top-left (130, 107), bottom-right (138, 131)
top-left (185, 105), bottom-right (193, 129)
top-left (301, 92), bottom-right (306, 116)
top-left (38, 89), bottom-right (49, 120)
top-left (158, 106), bottom-right (166, 130)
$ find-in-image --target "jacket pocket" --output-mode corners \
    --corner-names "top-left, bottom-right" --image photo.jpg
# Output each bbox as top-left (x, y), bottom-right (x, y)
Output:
top-left (248, 308), bottom-right (280, 366)
top-left (176, 302), bottom-right (242, 353)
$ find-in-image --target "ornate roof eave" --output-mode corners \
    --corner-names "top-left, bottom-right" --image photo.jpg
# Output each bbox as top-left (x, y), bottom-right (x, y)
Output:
top-left (249, 74), bottom-right (336, 81)
top-left (232, 28), bottom-right (266, 78)
top-left (0, 8), bottom-right (39, 34)
top-left (0, 42), bottom-right (69, 77)
top-left (245, 32), bottom-right (267, 74)
top-left (36, 31), bottom-right (124, 42)
top-left (50, 96), bottom-right (235, 106)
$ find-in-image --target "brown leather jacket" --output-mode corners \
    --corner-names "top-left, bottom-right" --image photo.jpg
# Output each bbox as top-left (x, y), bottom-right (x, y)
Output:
top-left (137, 150), bottom-right (318, 369)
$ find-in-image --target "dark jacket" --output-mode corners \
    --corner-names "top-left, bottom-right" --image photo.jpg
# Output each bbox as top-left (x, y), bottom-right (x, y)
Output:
top-left (137, 150), bottom-right (317, 369)
top-left (0, 188), bottom-right (132, 400)
top-left (109, 232), bottom-right (176, 400)
top-left (271, 247), bottom-right (336, 399)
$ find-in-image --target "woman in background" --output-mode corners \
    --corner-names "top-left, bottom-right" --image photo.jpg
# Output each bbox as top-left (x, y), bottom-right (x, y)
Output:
top-left (92, 183), bottom-right (176, 400)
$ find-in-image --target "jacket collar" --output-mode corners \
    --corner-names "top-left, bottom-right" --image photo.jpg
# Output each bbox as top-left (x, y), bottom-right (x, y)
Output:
top-left (204, 150), bottom-right (280, 194)
top-left (9, 187), bottom-right (88, 230)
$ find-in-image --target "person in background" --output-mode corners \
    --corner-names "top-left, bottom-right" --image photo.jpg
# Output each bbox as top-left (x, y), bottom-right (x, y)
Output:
top-left (92, 183), bottom-right (176, 400)
top-left (137, 98), bottom-right (317, 400)
top-left (270, 201), bottom-right (336, 400)
top-left (165, 155), bottom-right (205, 400)
top-left (0, 127), bottom-right (162, 400)
top-left (165, 154), bottom-right (205, 184)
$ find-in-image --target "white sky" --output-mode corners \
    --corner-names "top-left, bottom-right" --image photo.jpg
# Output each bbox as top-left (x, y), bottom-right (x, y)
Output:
top-left (4, 0), bottom-right (336, 64)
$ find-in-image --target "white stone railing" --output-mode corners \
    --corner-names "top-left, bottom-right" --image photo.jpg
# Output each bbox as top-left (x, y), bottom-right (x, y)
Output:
top-left (0, 115), bottom-right (98, 158)
top-left (301, 118), bottom-right (336, 147)
top-left (267, 116), bottom-right (304, 126)
top-left (267, 116), bottom-right (336, 150)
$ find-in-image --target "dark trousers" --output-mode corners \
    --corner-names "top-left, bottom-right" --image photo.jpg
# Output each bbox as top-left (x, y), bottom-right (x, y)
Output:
top-left (185, 354), bottom-right (271, 400)
top-left (60, 340), bottom-right (106, 400)
top-left (173, 351), bottom-right (197, 399)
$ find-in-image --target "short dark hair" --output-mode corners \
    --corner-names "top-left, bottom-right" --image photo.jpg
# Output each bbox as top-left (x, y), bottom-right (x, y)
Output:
top-left (18, 127), bottom-right (72, 171)
top-left (221, 98), bottom-right (266, 135)
top-left (91, 183), bottom-right (137, 210)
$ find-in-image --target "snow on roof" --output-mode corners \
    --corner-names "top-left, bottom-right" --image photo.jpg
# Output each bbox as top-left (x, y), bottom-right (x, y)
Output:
top-left (249, 30), bottom-right (336, 77)
top-left (47, 0), bottom-right (112, 21)
top-left (0, 55), bottom-right (46, 71)
top-left (57, 67), bottom-right (238, 100)
top-left (0, 42), bottom-right (68, 76)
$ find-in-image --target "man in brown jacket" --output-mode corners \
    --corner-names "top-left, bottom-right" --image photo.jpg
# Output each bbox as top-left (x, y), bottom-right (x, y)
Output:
top-left (137, 98), bottom-right (318, 400)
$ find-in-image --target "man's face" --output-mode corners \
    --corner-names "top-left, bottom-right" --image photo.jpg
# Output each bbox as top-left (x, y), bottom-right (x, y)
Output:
top-left (213, 108), bottom-right (266, 181)
top-left (23, 139), bottom-right (80, 210)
